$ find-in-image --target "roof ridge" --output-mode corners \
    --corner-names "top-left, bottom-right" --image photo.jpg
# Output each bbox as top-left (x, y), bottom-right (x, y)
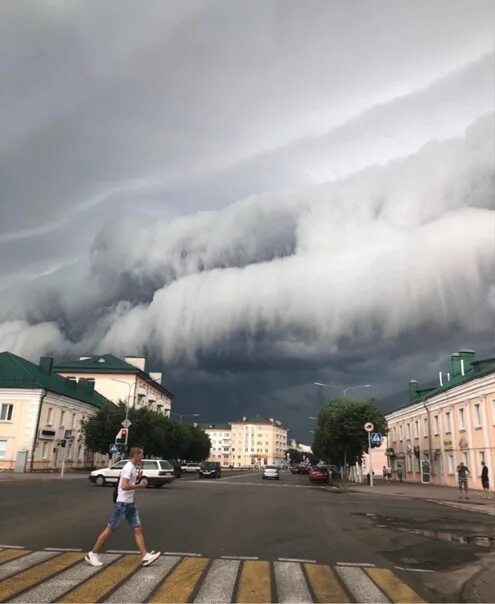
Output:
top-left (4, 352), bottom-right (38, 381)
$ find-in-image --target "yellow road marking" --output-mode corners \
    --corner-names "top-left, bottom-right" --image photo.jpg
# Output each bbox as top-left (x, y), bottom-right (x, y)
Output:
top-left (149, 556), bottom-right (208, 603)
top-left (0, 552), bottom-right (82, 602)
top-left (305, 563), bottom-right (350, 603)
top-left (366, 568), bottom-right (425, 603)
top-left (60, 554), bottom-right (142, 603)
top-left (0, 549), bottom-right (30, 565)
top-left (236, 560), bottom-right (271, 603)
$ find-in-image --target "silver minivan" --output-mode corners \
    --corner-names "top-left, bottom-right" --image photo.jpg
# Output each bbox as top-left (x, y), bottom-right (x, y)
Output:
top-left (262, 466), bottom-right (280, 480)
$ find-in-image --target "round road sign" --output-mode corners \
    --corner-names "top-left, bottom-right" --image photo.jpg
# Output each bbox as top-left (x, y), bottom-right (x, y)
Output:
top-left (364, 422), bottom-right (374, 432)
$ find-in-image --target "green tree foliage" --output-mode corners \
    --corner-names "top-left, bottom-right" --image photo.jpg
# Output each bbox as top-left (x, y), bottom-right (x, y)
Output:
top-left (285, 448), bottom-right (304, 464)
top-left (312, 398), bottom-right (388, 465)
top-left (81, 402), bottom-right (211, 460)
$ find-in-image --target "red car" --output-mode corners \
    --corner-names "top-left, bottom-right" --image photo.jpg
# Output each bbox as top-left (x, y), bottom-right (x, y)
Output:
top-left (309, 466), bottom-right (330, 483)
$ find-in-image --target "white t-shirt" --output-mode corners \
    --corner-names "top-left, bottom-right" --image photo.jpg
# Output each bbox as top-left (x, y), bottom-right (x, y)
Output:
top-left (117, 461), bottom-right (138, 503)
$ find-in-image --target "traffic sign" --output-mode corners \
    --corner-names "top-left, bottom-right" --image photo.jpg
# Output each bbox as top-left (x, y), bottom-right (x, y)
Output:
top-left (121, 419), bottom-right (132, 428)
top-left (364, 422), bottom-right (374, 432)
top-left (109, 443), bottom-right (118, 454)
top-left (371, 432), bottom-right (382, 446)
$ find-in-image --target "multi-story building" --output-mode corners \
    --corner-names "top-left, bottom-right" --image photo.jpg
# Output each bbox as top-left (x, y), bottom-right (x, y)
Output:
top-left (0, 352), bottom-right (111, 472)
top-left (202, 424), bottom-right (231, 466)
top-left (385, 349), bottom-right (495, 490)
top-left (230, 416), bottom-right (288, 467)
top-left (54, 354), bottom-right (173, 417)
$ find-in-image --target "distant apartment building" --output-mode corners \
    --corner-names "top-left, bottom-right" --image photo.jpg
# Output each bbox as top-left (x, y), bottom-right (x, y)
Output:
top-left (385, 349), bottom-right (495, 491)
top-left (202, 424), bottom-right (231, 466)
top-left (0, 352), bottom-right (112, 472)
top-left (230, 417), bottom-right (288, 467)
top-left (54, 354), bottom-right (173, 417)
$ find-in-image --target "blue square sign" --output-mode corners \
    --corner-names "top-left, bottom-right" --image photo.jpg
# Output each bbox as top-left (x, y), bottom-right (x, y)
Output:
top-left (371, 432), bottom-right (382, 446)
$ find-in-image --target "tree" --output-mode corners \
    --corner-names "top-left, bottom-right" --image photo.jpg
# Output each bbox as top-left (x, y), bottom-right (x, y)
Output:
top-left (81, 402), bottom-right (211, 461)
top-left (312, 398), bottom-right (388, 466)
top-left (285, 448), bottom-right (304, 464)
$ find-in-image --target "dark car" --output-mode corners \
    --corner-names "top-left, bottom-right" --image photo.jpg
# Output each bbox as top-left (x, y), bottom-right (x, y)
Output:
top-left (289, 465), bottom-right (300, 474)
top-left (168, 460), bottom-right (182, 478)
top-left (298, 464), bottom-right (311, 474)
top-left (199, 461), bottom-right (222, 478)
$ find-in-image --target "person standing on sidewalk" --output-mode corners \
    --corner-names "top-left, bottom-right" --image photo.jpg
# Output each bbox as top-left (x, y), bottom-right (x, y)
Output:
top-left (85, 446), bottom-right (160, 568)
top-left (481, 462), bottom-right (491, 499)
top-left (456, 461), bottom-right (470, 499)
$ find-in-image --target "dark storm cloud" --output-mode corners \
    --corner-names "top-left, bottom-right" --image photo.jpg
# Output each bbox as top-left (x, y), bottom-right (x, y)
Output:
top-left (0, 1), bottom-right (494, 439)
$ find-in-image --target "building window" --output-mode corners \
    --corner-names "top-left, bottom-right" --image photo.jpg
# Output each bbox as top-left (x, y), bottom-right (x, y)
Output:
top-left (0, 404), bottom-right (13, 421)
top-left (445, 412), bottom-right (451, 433)
top-left (407, 424), bottom-right (411, 440)
top-left (399, 425), bottom-right (403, 441)
top-left (67, 442), bottom-right (72, 457)
top-left (478, 451), bottom-right (485, 474)
top-left (0, 440), bottom-right (7, 459)
top-left (71, 413), bottom-right (77, 428)
top-left (47, 407), bottom-right (53, 424)
top-left (459, 408), bottom-right (465, 429)
top-left (462, 452), bottom-right (469, 467)
top-left (423, 418), bottom-right (428, 436)
top-left (42, 441), bottom-right (49, 458)
top-left (414, 421), bottom-right (419, 438)
top-left (406, 456), bottom-right (412, 472)
top-left (448, 454), bottom-right (455, 475)
top-left (60, 410), bottom-right (65, 427)
top-left (474, 403), bottom-right (482, 426)
top-left (434, 416), bottom-right (440, 434)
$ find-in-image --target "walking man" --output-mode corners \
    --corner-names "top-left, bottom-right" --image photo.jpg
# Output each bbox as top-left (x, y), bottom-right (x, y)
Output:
top-left (456, 461), bottom-right (470, 499)
top-left (85, 446), bottom-right (160, 567)
top-left (396, 464), bottom-right (403, 483)
top-left (481, 461), bottom-right (491, 499)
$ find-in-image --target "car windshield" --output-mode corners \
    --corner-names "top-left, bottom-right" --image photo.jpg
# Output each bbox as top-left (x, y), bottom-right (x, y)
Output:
top-left (265, 466), bottom-right (277, 470)
top-left (201, 462), bottom-right (217, 468)
top-left (159, 460), bottom-right (173, 469)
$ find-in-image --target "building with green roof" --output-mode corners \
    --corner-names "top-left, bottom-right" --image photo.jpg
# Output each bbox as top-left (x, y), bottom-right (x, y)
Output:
top-left (0, 352), bottom-right (112, 472)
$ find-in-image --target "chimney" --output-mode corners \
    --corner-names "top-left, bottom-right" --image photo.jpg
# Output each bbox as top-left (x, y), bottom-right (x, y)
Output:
top-left (408, 380), bottom-right (418, 401)
top-left (64, 377), bottom-right (77, 389)
top-left (39, 357), bottom-right (53, 375)
top-left (458, 349), bottom-right (475, 374)
top-left (149, 372), bottom-right (162, 384)
top-left (78, 378), bottom-right (95, 393)
top-left (451, 353), bottom-right (461, 377)
top-left (125, 357), bottom-right (146, 372)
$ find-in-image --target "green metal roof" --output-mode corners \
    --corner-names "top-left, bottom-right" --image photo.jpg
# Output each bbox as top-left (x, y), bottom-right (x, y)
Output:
top-left (0, 352), bottom-right (111, 408)
top-left (53, 354), bottom-right (174, 399)
top-left (389, 357), bottom-right (495, 414)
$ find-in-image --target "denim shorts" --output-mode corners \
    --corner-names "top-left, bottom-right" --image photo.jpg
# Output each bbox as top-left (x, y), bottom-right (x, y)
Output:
top-left (108, 502), bottom-right (141, 529)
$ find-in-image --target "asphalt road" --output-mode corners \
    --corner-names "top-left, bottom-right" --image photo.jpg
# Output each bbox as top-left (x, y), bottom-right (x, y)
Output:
top-left (1, 470), bottom-right (494, 602)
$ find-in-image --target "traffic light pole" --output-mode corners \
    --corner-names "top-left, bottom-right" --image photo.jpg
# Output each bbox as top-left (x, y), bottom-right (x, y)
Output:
top-left (368, 431), bottom-right (373, 487)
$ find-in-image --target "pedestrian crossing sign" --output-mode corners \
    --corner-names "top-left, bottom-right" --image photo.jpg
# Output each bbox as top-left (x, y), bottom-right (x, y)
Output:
top-left (371, 432), bottom-right (382, 446)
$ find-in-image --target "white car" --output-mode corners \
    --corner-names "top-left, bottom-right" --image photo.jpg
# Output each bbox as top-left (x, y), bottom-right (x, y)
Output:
top-left (89, 459), bottom-right (175, 488)
top-left (181, 462), bottom-right (201, 473)
top-left (262, 466), bottom-right (280, 480)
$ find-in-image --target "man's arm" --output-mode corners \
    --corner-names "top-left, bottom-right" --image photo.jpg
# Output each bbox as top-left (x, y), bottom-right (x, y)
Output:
top-left (121, 477), bottom-right (145, 491)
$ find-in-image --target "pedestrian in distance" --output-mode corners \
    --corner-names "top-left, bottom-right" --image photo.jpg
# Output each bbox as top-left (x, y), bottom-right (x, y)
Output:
top-left (456, 461), bottom-right (470, 499)
top-left (481, 461), bottom-right (491, 499)
top-left (396, 464), bottom-right (403, 483)
top-left (382, 465), bottom-right (387, 480)
top-left (85, 445), bottom-right (161, 568)
top-left (386, 465), bottom-right (392, 481)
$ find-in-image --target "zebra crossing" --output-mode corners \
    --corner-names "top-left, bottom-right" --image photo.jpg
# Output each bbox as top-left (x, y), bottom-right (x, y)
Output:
top-left (0, 547), bottom-right (426, 603)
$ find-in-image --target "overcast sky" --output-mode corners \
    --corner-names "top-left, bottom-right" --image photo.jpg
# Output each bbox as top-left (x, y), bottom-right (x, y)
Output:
top-left (1, 0), bottom-right (494, 440)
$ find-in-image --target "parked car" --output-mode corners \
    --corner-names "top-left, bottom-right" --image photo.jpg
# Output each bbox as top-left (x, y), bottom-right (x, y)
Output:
top-left (89, 459), bottom-right (175, 488)
top-left (199, 461), bottom-right (221, 478)
top-left (290, 465), bottom-right (300, 474)
top-left (309, 465), bottom-right (330, 483)
top-left (262, 466), bottom-right (280, 480)
top-left (298, 464), bottom-right (311, 474)
top-left (181, 462), bottom-right (201, 473)
top-left (168, 460), bottom-right (182, 478)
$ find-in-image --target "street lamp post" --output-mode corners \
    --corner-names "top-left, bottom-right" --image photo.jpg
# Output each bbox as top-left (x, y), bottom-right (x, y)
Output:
top-left (170, 413), bottom-right (200, 423)
top-left (313, 382), bottom-right (371, 396)
top-left (111, 379), bottom-right (134, 450)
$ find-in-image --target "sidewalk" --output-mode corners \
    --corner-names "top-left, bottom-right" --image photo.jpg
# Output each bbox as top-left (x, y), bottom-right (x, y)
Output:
top-left (347, 478), bottom-right (495, 508)
top-left (0, 470), bottom-right (88, 481)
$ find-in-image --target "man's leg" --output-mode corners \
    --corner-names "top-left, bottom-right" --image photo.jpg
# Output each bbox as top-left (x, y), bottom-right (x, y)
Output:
top-left (91, 526), bottom-right (114, 553)
top-left (133, 527), bottom-right (147, 557)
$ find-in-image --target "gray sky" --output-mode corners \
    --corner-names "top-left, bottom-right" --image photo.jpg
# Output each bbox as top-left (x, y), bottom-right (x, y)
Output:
top-left (1, 0), bottom-right (494, 440)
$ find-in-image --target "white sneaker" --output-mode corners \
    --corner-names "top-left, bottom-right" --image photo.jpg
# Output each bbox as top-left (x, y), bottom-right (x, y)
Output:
top-left (142, 551), bottom-right (161, 567)
top-left (84, 552), bottom-right (103, 567)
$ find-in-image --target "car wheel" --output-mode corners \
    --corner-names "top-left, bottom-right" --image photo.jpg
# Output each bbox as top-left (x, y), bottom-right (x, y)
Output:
top-left (95, 475), bottom-right (106, 487)
top-left (140, 476), bottom-right (150, 488)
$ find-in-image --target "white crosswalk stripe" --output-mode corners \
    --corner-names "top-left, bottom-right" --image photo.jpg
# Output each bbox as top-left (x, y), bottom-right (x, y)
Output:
top-left (0, 549), bottom-right (426, 603)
